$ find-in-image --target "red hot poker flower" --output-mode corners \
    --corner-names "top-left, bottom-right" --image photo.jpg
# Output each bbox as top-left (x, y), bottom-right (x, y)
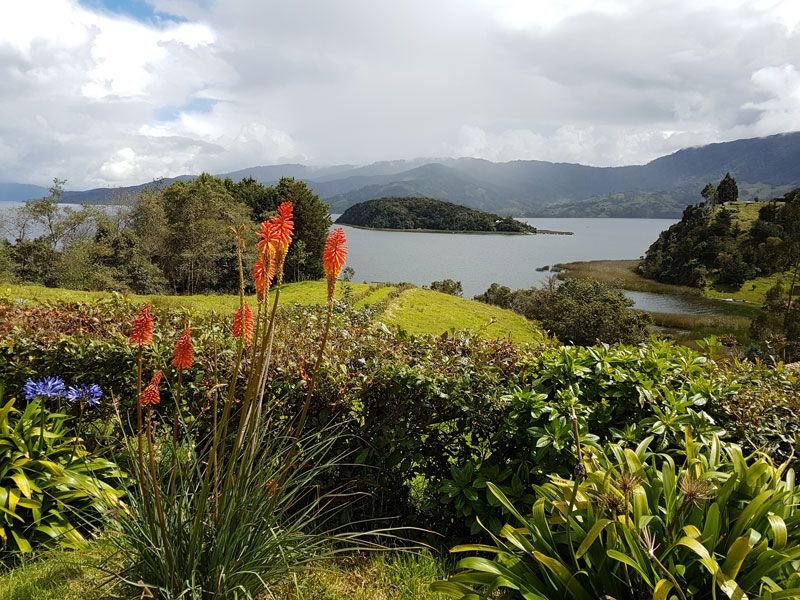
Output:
top-left (272, 201), bottom-right (294, 249)
top-left (130, 304), bottom-right (154, 346)
top-left (323, 228), bottom-right (348, 302)
top-left (233, 304), bottom-right (254, 344)
top-left (256, 219), bottom-right (277, 253)
top-left (171, 327), bottom-right (194, 370)
top-left (139, 370), bottom-right (163, 407)
top-left (252, 252), bottom-right (275, 303)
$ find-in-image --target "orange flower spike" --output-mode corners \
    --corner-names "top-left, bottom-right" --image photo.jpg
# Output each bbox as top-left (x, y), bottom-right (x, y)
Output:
top-left (171, 327), bottom-right (194, 370)
top-left (233, 304), bottom-right (254, 344)
top-left (323, 228), bottom-right (348, 302)
top-left (272, 201), bottom-right (294, 248)
top-left (252, 252), bottom-right (274, 303)
top-left (139, 370), bottom-right (163, 407)
top-left (130, 304), bottom-right (154, 346)
top-left (256, 220), bottom-right (276, 253)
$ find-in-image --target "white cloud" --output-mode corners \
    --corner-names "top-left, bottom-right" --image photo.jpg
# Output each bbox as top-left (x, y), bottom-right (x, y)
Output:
top-left (0, 0), bottom-right (799, 187)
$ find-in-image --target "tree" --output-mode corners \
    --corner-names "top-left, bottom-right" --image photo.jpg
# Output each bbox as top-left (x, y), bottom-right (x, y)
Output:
top-left (478, 277), bottom-right (652, 345)
top-left (701, 183), bottom-right (718, 206)
top-left (15, 179), bottom-right (97, 248)
top-left (430, 279), bottom-right (463, 296)
top-left (142, 174), bottom-right (253, 294)
top-left (230, 177), bottom-right (332, 282)
top-left (716, 173), bottom-right (739, 205)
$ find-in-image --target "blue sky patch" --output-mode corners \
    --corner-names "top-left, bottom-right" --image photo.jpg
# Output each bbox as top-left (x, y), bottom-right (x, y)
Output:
top-left (155, 97), bottom-right (217, 121)
top-left (79, 0), bottom-right (186, 23)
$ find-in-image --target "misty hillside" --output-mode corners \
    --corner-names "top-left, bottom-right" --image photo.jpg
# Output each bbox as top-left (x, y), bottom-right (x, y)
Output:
top-left (15, 132), bottom-right (800, 217)
top-left (0, 182), bottom-right (49, 202)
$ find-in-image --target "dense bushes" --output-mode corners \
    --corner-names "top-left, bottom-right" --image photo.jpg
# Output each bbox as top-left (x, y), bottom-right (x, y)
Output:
top-left (476, 277), bottom-right (652, 345)
top-left (2, 298), bottom-right (797, 543)
top-left (434, 434), bottom-right (800, 599)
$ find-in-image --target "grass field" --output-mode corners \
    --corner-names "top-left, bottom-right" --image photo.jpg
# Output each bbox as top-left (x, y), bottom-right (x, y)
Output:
top-left (705, 271), bottom-right (792, 304)
top-left (382, 288), bottom-right (543, 344)
top-left (0, 280), bottom-right (544, 342)
top-left (0, 544), bottom-right (448, 600)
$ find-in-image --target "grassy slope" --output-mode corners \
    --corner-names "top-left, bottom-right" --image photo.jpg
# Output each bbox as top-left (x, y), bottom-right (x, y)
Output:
top-left (0, 281), bottom-right (543, 343)
top-left (382, 288), bottom-right (543, 344)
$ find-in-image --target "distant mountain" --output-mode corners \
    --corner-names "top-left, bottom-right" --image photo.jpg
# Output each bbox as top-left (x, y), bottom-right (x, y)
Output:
top-left (0, 182), bottom-right (49, 202)
top-left (9, 132), bottom-right (800, 217)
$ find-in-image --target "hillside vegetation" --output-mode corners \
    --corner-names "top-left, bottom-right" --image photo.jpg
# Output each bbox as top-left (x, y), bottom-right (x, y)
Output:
top-left (335, 197), bottom-right (535, 233)
top-left (32, 131), bottom-right (800, 218)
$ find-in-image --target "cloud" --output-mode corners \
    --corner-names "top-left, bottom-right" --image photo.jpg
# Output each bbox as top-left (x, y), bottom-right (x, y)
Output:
top-left (1, 0), bottom-right (799, 188)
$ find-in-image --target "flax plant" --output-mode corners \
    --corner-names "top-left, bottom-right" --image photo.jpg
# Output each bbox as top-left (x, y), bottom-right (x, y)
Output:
top-left (116, 207), bottom-right (370, 599)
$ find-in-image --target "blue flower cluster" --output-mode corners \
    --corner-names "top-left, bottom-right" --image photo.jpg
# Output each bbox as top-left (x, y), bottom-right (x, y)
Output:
top-left (23, 377), bottom-right (103, 408)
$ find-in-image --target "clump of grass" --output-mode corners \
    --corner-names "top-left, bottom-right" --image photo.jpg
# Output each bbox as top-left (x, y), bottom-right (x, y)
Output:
top-left (556, 260), bottom-right (703, 296)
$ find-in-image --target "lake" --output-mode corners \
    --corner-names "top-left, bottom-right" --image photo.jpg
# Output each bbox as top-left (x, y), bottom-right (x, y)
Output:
top-left (335, 217), bottom-right (684, 305)
top-left (1, 200), bottom-right (697, 314)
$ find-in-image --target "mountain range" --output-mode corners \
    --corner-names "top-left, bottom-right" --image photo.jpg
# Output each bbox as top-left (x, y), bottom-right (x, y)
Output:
top-left (3, 132), bottom-right (800, 217)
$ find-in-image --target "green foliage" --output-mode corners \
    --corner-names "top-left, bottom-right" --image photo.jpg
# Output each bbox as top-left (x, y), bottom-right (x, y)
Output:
top-left (0, 397), bottom-right (123, 555)
top-left (336, 197), bottom-right (535, 233)
top-left (717, 172), bottom-right (739, 205)
top-left (230, 176), bottom-right (332, 280)
top-left (477, 277), bottom-right (652, 345)
top-left (433, 434), bottom-right (800, 599)
top-left (641, 186), bottom-right (800, 293)
top-left (430, 279), bottom-right (463, 297)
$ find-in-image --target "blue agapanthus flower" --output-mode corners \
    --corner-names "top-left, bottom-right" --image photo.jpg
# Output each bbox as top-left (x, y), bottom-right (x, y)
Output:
top-left (65, 384), bottom-right (104, 408)
top-left (23, 377), bottom-right (66, 401)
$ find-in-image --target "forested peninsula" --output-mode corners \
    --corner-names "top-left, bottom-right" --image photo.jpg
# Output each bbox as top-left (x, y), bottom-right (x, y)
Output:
top-left (334, 197), bottom-right (536, 233)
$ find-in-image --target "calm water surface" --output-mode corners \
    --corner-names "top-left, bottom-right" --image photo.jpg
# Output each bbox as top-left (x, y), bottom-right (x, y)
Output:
top-left (335, 217), bottom-right (679, 300)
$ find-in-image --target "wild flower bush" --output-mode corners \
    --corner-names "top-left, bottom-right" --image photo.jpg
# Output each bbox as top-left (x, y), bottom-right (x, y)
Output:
top-left (0, 379), bottom-right (123, 555)
top-left (113, 206), bottom-right (378, 599)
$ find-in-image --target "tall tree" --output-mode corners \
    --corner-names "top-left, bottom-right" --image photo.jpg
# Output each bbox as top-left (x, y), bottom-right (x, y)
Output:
top-left (716, 173), bottom-right (739, 205)
top-left (701, 182), bottom-right (718, 206)
top-left (230, 176), bottom-right (332, 281)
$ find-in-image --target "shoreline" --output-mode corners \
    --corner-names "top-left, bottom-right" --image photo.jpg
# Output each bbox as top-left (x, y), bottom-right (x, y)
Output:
top-left (335, 223), bottom-right (574, 235)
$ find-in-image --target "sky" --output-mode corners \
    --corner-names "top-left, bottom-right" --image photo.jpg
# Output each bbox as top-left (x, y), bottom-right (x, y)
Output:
top-left (1, 0), bottom-right (799, 189)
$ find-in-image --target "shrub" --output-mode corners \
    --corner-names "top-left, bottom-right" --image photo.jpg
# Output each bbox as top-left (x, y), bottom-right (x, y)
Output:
top-left (0, 395), bottom-right (123, 555)
top-left (433, 433), bottom-right (800, 599)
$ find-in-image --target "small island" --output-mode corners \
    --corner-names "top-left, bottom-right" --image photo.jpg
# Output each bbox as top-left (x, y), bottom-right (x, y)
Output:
top-left (335, 197), bottom-right (537, 234)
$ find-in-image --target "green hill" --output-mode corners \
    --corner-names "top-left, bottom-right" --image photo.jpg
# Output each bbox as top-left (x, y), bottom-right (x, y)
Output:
top-left (335, 197), bottom-right (535, 233)
top-left (640, 188), bottom-right (800, 300)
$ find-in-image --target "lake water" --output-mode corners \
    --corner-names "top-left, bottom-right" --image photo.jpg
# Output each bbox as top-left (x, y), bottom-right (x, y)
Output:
top-left (335, 217), bottom-right (685, 305)
top-left (1, 200), bottom-right (706, 314)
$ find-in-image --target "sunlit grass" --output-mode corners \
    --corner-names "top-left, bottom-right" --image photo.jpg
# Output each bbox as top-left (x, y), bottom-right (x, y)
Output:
top-left (1, 281), bottom-right (544, 341)
top-left (706, 271), bottom-right (791, 304)
top-left (0, 542), bottom-right (118, 600)
top-left (0, 281), bottom-right (371, 313)
top-left (354, 284), bottom-right (397, 308)
top-left (383, 288), bottom-right (544, 344)
top-left (274, 552), bottom-right (449, 600)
